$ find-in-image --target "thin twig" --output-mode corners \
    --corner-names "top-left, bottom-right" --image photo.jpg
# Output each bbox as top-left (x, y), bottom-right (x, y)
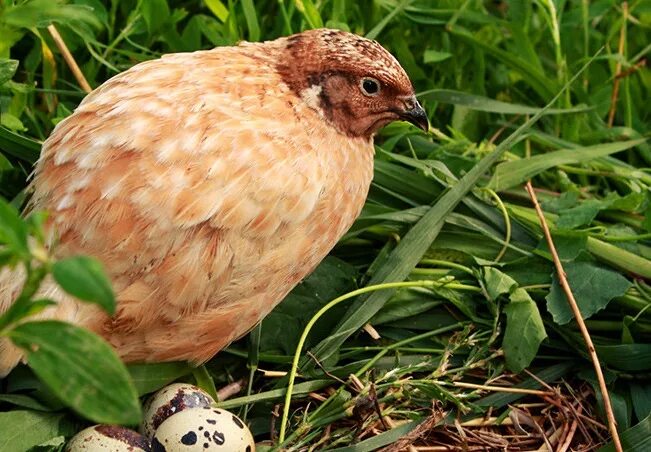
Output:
top-left (47, 24), bottom-right (92, 93)
top-left (607, 2), bottom-right (628, 126)
top-left (558, 405), bottom-right (582, 452)
top-left (524, 181), bottom-right (623, 452)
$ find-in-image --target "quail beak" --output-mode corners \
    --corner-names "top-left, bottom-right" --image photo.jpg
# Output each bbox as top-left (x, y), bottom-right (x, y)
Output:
top-left (398, 97), bottom-right (429, 132)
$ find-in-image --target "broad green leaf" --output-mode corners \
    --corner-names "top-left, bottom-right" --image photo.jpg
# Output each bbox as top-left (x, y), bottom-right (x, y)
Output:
top-left (630, 383), bottom-right (651, 423)
top-left (0, 112), bottom-right (26, 131)
top-left (0, 58), bottom-right (18, 85)
top-left (0, 411), bottom-right (74, 451)
top-left (502, 288), bottom-right (547, 372)
top-left (488, 139), bottom-right (645, 191)
top-left (140, 0), bottom-right (170, 34)
top-left (52, 256), bottom-right (115, 314)
top-left (0, 197), bottom-right (29, 257)
top-left (0, 126), bottom-right (42, 163)
top-left (599, 414), bottom-right (651, 452)
top-left (127, 362), bottom-right (192, 396)
top-left (3, 0), bottom-right (101, 29)
top-left (535, 231), bottom-right (587, 261)
top-left (420, 89), bottom-right (591, 115)
top-left (9, 321), bottom-right (141, 425)
top-left (546, 261), bottom-right (631, 325)
top-left (595, 344), bottom-right (651, 372)
top-left (555, 200), bottom-right (603, 229)
top-left (483, 267), bottom-right (517, 301)
top-left (260, 257), bottom-right (357, 354)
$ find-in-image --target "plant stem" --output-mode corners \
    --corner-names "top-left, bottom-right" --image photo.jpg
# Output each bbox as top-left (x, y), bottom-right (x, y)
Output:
top-left (525, 181), bottom-right (623, 452)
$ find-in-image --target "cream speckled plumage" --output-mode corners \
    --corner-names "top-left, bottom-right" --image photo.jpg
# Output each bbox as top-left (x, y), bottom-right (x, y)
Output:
top-left (0, 29), bottom-right (426, 375)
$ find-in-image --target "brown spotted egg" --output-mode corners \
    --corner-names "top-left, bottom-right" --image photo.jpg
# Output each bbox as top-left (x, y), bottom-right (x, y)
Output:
top-left (66, 425), bottom-right (150, 451)
top-left (141, 383), bottom-right (215, 439)
top-left (152, 407), bottom-right (254, 451)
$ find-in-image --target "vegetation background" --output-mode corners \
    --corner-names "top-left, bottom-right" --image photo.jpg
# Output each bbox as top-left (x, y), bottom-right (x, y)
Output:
top-left (0, 0), bottom-right (650, 450)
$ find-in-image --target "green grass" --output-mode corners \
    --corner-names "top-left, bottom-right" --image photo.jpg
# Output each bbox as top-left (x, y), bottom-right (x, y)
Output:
top-left (1, 0), bottom-right (650, 450)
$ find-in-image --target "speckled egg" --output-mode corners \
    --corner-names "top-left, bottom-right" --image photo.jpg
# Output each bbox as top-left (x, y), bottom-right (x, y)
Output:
top-left (141, 383), bottom-right (215, 439)
top-left (152, 407), bottom-right (254, 451)
top-left (66, 425), bottom-right (151, 451)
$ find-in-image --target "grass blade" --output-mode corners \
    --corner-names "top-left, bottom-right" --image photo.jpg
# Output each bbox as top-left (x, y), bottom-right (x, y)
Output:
top-left (489, 139), bottom-right (646, 191)
top-left (419, 89), bottom-right (593, 115)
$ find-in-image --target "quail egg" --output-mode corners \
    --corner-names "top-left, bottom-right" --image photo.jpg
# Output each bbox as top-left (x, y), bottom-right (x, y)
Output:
top-left (152, 407), bottom-right (254, 451)
top-left (142, 383), bottom-right (215, 438)
top-left (66, 425), bottom-right (151, 451)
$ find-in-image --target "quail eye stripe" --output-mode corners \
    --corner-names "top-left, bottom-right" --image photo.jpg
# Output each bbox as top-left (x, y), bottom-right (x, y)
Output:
top-left (360, 77), bottom-right (380, 96)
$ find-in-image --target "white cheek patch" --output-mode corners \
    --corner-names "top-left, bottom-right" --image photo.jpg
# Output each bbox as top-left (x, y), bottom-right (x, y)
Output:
top-left (300, 85), bottom-right (324, 117)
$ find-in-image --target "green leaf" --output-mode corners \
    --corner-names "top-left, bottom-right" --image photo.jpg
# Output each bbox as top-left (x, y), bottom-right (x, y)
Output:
top-left (0, 112), bottom-right (27, 131)
top-left (546, 261), bottom-right (631, 325)
top-left (9, 321), bottom-right (141, 425)
top-left (140, 0), bottom-right (170, 34)
top-left (0, 393), bottom-right (53, 411)
top-left (535, 231), bottom-right (587, 261)
top-left (260, 257), bottom-right (357, 355)
top-left (483, 267), bottom-right (517, 301)
top-left (423, 50), bottom-right (452, 64)
top-left (595, 344), bottom-right (651, 372)
top-left (3, 0), bottom-right (102, 29)
top-left (294, 0), bottom-right (323, 29)
top-left (630, 383), bottom-right (651, 423)
top-left (127, 362), bottom-right (192, 396)
top-left (488, 139), bottom-right (645, 191)
top-left (0, 197), bottom-right (29, 257)
top-left (241, 0), bottom-right (260, 41)
top-left (0, 58), bottom-right (19, 85)
top-left (555, 200), bottom-right (603, 229)
top-left (599, 414), bottom-right (651, 452)
top-left (0, 411), bottom-right (74, 452)
top-left (0, 126), bottom-right (42, 163)
top-left (327, 420), bottom-right (420, 452)
top-left (502, 288), bottom-right (547, 372)
top-left (0, 299), bottom-right (56, 332)
top-left (420, 89), bottom-right (592, 116)
top-left (204, 0), bottom-right (229, 22)
top-left (51, 256), bottom-right (115, 315)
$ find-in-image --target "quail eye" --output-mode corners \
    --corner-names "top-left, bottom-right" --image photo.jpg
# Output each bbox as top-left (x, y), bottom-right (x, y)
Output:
top-left (360, 77), bottom-right (380, 96)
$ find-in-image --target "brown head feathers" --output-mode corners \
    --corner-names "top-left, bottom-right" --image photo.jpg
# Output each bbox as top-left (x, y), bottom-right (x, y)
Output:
top-left (274, 29), bottom-right (425, 139)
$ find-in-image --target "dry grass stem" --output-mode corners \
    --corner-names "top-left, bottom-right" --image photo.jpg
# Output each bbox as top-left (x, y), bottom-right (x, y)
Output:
top-left (215, 378), bottom-right (245, 401)
top-left (607, 1), bottom-right (628, 126)
top-left (363, 323), bottom-right (382, 339)
top-left (46, 25), bottom-right (92, 93)
top-left (524, 180), bottom-right (622, 452)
